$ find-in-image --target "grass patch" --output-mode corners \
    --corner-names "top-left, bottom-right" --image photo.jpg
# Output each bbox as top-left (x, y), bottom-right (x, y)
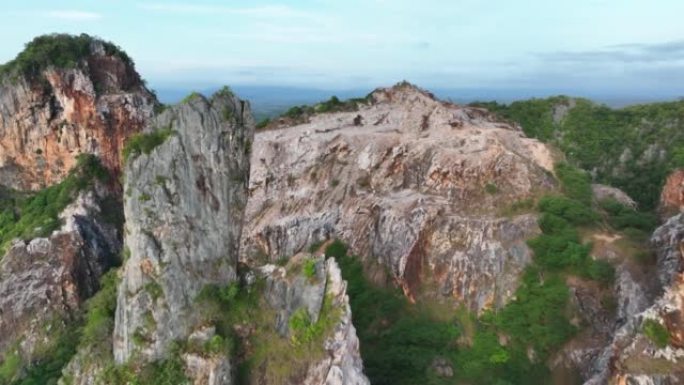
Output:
top-left (302, 259), bottom-right (317, 279)
top-left (643, 319), bottom-right (670, 348)
top-left (122, 127), bottom-right (174, 163)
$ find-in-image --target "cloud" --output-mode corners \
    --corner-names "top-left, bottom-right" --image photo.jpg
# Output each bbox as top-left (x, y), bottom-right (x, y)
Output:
top-left (538, 40), bottom-right (684, 64)
top-left (137, 3), bottom-right (317, 20)
top-left (43, 10), bottom-right (102, 21)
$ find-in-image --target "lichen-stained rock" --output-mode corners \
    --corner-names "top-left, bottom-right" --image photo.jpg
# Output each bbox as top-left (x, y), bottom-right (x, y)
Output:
top-left (113, 90), bottom-right (254, 365)
top-left (0, 36), bottom-right (156, 191)
top-left (242, 82), bottom-right (556, 312)
top-left (0, 186), bottom-right (121, 361)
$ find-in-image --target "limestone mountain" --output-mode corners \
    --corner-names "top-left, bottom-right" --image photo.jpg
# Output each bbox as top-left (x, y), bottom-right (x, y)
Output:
top-left (243, 82), bottom-right (556, 312)
top-left (2, 33), bottom-right (684, 385)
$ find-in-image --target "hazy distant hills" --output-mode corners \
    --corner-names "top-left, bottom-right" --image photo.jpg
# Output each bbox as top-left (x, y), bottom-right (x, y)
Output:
top-left (155, 85), bottom-right (682, 120)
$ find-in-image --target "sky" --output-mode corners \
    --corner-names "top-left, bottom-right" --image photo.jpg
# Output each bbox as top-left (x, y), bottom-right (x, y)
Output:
top-left (1, 0), bottom-right (683, 99)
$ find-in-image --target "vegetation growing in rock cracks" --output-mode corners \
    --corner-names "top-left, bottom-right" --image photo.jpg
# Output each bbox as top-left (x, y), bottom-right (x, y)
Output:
top-left (642, 319), bottom-right (670, 348)
top-left (195, 274), bottom-right (340, 385)
top-left (122, 127), bottom-right (174, 163)
top-left (0, 154), bottom-right (109, 255)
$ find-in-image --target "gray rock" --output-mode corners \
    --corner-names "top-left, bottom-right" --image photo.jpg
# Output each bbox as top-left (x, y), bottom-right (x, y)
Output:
top-left (242, 83), bottom-right (556, 313)
top-left (113, 90), bottom-right (254, 365)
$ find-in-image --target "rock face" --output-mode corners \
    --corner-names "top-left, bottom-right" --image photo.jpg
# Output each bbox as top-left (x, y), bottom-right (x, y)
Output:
top-left (113, 91), bottom-right (254, 365)
top-left (581, 214), bottom-right (684, 384)
top-left (0, 37), bottom-right (156, 190)
top-left (242, 82), bottom-right (556, 312)
top-left (593, 183), bottom-right (638, 209)
top-left (0, 185), bottom-right (121, 361)
top-left (253, 257), bottom-right (369, 385)
top-left (660, 169), bottom-right (684, 217)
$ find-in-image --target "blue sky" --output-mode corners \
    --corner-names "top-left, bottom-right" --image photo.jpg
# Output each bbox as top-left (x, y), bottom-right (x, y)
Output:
top-left (1, 0), bottom-right (683, 97)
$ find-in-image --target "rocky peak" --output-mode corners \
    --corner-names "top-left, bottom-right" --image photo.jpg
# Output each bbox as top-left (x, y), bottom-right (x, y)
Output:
top-left (243, 85), bottom-right (557, 312)
top-left (0, 34), bottom-right (156, 190)
top-left (113, 88), bottom-right (254, 364)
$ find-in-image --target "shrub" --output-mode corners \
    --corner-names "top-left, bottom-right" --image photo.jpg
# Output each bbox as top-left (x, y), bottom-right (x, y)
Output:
top-left (583, 259), bottom-right (615, 286)
top-left (324, 239), bottom-right (348, 259)
top-left (485, 183), bottom-right (499, 194)
top-left (81, 270), bottom-right (119, 349)
top-left (308, 240), bottom-right (323, 253)
top-left (599, 199), bottom-right (658, 232)
top-left (555, 163), bottom-right (593, 205)
top-left (492, 267), bottom-right (576, 355)
top-left (256, 118), bottom-right (271, 129)
top-left (0, 351), bottom-right (21, 382)
top-left (302, 259), bottom-right (317, 279)
top-left (122, 127), bottom-right (174, 163)
top-left (145, 281), bottom-right (164, 301)
top-left (643, 319), bottom-right (670, 348)
top-left (11, 323), bottom-right (81, 385)
top-left (214, 86), bottom-right (233, 98)
top-left (537, 195), bottom-right (596, 225)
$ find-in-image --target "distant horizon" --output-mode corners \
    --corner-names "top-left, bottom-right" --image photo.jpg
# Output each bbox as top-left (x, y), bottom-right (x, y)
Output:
top-left (154, 83), bottom-right (683, 117)
top-left (2, 1), bottom-right (683, 98)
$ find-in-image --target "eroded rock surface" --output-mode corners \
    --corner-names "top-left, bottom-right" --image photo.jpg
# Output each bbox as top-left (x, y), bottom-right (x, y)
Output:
top-left (0, 38), bottom-right (156, 190)
top-left (0, 185), bottom-right (121, 363)
top-left (252, 257), bottom-right (369, 385)
top-left (242, 82), bottom-right (556, 312)
top-left (113, 91), bottom-right (254, 367)
top-left (581, 214), bottom-right (684, 384)
top-left (660, 170), bottom-right (684, 218)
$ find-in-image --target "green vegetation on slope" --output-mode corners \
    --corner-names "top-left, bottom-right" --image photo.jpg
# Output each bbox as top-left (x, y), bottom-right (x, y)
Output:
top-left (1, 268), bottom-right (121, 385)
top-left (0, 154), bottom-right (109, 255)
top-left (332, 163), bottom-right (633, 385)
top-left (331, 240), bottom-right (551, 385)
top-left (196, 272), bottom-right (340, 385)
top-left (471, 98), bottom-right (684, 210)
top-left (0, 33), bottom-right (132, 81)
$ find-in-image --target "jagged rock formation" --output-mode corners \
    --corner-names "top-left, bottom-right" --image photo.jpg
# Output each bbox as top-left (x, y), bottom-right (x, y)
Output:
top-left (242, 82), bottom-right (556, 312)
top-left (249, 257), bottom-right (369, 385)
top-left (113, 90), bottom-right (253, 365)
top-left (0, 35), bottom-right (156, 190)
top-left (579, 213), bottom-right (684, 384)
top-left (0, 185), bottom-right (121, 365)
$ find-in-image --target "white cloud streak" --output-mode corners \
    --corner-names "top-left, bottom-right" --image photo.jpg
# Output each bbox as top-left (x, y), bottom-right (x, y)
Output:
top-left (44, 10), bottom-right (102, 21)
top-left (137, 3), bottom-right (317, 20)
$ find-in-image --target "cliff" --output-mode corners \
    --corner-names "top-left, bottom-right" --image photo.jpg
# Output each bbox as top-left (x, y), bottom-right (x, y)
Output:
top-left (0, 34), bottom-right (156, 190)
top-left (113, 89), bottom-right (253, 365)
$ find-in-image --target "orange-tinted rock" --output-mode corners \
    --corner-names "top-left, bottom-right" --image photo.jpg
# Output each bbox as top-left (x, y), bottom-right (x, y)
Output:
top-left (0, 40), bottom-right (156, 190)
top-left (660, 169), bottom-right (684, 216)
